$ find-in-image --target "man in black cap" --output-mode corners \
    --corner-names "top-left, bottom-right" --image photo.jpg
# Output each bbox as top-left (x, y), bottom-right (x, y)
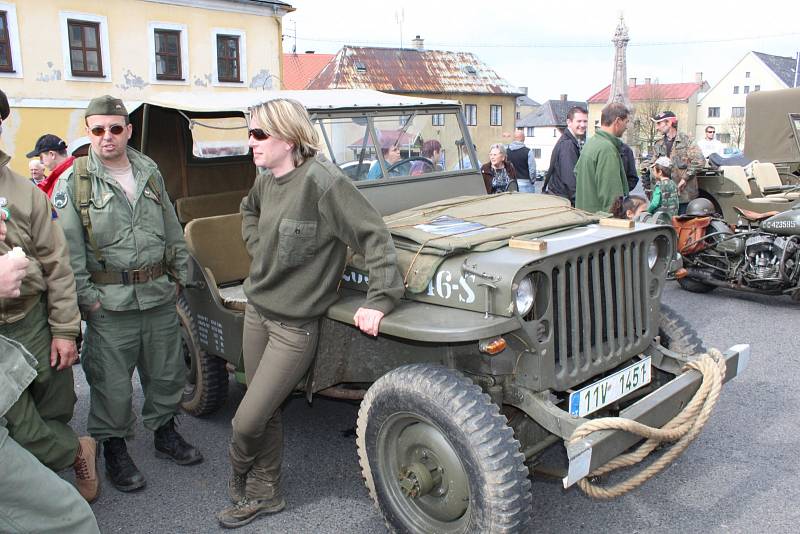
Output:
top-left (54, 94), bottom-right (201, 494)
top-left (648, 111), bottom-right (705, 214)
top-left (26, 134), bottom-right (74, 197)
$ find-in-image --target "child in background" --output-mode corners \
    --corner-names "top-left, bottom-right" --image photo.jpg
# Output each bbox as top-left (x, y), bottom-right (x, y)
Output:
top-left (610, 194), bottom-right (648, 220)
top-left (647, 156), bottom-right (679, 218)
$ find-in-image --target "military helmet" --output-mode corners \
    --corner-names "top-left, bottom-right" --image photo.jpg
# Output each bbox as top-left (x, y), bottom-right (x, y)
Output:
top-left (685, 198), bottom-right (716, 217)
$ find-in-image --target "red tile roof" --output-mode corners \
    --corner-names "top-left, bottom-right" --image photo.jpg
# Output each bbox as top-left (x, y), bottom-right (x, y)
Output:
top-left (587, 82), bottom-right (704, 103)
top-left (282, 53), bottom-right (335, 90)
top-left (306, 46), bottom-right (521, 95)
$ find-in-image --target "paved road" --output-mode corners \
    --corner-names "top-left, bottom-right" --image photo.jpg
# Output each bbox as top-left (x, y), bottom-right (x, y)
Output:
top-left (64, 284), bottom-right (798, 533)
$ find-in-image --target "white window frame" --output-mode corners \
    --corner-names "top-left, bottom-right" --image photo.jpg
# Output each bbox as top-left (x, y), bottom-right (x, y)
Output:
top-left (432, 113), bottom-right (444, 126)
top-left (464, 104), bottom-right (477, 126)
top-left (147, 22), bottom-right (189, 85)
top-left (59, 11), bottom-right (111, 82)
top-left (0, 2), bottom-right (22, 78)
top-left (211, 27), bottom-right (247, 86)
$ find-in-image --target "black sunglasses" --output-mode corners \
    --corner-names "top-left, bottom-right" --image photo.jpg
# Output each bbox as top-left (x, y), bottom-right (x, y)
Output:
top-left (248, 128), bottom-right (270, 141)
top-left (706, 129), bottom-right (715, 133)
top-left (89, 124), bottom-right (125, 137)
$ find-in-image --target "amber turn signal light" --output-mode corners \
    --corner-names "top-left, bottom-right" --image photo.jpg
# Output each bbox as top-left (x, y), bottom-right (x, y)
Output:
top-left (480, 337), bottom-right (507, 355)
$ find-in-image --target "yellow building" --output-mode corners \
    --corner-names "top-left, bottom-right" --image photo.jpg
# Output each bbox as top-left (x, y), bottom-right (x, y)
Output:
top-left (0, 0), bottom-right (293, 175)
top-left (305, 40), bottom-right (522, 161)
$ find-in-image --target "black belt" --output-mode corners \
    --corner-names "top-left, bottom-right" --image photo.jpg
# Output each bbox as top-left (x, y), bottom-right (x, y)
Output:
top-left (89, 262), bottom-right (167, 285)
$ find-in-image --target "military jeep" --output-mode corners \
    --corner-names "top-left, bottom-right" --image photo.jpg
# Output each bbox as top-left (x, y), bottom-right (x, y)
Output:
top-left (127, 90), bottom-right (748, 533)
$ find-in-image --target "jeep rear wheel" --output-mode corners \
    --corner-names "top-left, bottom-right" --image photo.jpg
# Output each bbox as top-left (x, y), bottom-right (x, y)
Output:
top-left (177, 296), bottom-right (228, 416)
top-left (659, 304), bottom-right (705, 355)
top-left (356, 364), bottom-right (532, 534)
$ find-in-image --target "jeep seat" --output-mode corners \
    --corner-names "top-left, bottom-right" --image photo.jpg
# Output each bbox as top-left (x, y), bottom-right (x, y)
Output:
top-left (751, 162), bottom-right (800, 200)
top-left (184, 213), bottom-right (250, 311)
top-left (720, 166), bottom-right (789, 204)
top-left (176, 190), bottom-right (250, 224)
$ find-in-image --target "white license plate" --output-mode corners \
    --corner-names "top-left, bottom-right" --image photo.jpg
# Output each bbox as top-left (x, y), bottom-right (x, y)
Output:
top-left (568, 357), bottom-right (652, 417)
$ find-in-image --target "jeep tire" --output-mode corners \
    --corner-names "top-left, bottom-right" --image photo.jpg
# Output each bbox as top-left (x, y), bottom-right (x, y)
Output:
top-left (357, 364), bottom-right (532, 533)
top-left (177, 295), bottom-right (228, 416)
top-left (658, 304), bottom-right (705, 355)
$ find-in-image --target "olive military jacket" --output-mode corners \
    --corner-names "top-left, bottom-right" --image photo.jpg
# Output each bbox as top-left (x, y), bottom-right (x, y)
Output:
top-left (54, 147), bottom-right (188, 312)
top-left (0, 151), bottom-right (80, 339)
top-left (650, 132), bottom-right (706, 203)
top-left (0, 336), bottom-right (36, 423)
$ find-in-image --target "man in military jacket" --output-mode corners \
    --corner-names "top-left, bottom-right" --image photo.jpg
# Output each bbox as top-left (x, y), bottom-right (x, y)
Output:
top-left (0, 88), bottom-right (98, 502)
top-left (649, 111), bottom-right (706, 213)
top-left (55, 95), bottom-right (202, 493)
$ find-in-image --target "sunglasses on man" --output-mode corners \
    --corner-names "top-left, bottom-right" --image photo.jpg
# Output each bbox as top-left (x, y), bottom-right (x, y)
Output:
top-left (89, 124), bottom-right (126, 137)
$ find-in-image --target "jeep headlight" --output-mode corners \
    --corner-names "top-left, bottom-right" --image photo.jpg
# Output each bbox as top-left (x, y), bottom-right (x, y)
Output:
top-left (647, 242), bottom-right (659, 269)
top-left (514, 276), bottom-right (534, 316)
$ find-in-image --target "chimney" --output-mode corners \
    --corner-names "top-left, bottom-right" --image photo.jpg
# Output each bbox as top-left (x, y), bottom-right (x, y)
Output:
top-left (644, 77), bottom-right (651, 85)
top-left (629, 77), bottom-right (636, 86)
top-left (695, 72), bottom-right (703, 83)
top-left (412, 35), bottom-right (424, 51)
top-left (560, 94), bottom-right (567, 101)
top-left (519, 86), bottom-right (528, 95)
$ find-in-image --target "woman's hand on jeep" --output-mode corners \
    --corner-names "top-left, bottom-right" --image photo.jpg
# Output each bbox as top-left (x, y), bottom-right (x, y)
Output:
top-left (354, 307), bottom-right (384, 337)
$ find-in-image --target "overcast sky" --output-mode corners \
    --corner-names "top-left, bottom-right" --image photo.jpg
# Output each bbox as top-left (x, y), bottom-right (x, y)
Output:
top-left (282, 0), bottom-right (800, 104)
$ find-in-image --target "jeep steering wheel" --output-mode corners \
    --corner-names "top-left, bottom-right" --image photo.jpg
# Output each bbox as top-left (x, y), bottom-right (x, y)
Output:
top-left (386, 156), bottom-right (434, 174)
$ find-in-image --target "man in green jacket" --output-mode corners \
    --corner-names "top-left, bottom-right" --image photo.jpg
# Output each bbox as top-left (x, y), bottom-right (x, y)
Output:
top-left (54, 95), bottom-right (202, 493)
top-left (575, 102), bottom-right (631, 213)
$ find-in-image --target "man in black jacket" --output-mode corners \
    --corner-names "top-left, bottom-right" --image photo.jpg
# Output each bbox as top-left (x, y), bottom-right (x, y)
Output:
top-left (544, 106), bottom-right (588, 204)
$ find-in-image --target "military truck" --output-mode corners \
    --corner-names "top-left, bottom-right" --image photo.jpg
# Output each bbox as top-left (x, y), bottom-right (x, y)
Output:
top-left (126, 90), bottom-right (748, 533)
top-left (696, 87), bottom-right (800, 223)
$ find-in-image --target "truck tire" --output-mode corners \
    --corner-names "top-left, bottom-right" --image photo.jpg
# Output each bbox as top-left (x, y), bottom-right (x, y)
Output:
top-left (177, 296), bottom-right (228, 416)
top-left (357, 364), bottom-right (532, 534)
top-left (659, 304), bottom-right (705, 355)
top-left (677, 276), bottom-right (716, 294)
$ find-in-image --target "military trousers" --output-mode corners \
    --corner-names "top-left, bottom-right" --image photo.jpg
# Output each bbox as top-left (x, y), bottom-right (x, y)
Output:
top-left (0, 299), bottom-right (79, 471)
top-left (229, 304), bottom-right (319, 495)
top-left (82, 299), bottom-right (184, 441)
top-left (0, 426), bottom-right (100, 534)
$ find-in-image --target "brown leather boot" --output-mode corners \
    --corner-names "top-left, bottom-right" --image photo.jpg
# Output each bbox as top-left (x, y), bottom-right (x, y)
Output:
top-left (74, 436), bottom-right (100, 502)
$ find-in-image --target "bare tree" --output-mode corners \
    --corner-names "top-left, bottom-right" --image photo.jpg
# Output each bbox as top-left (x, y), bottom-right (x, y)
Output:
top-left (628, 82), bottom-right (668, 159)
top-left (727, 113), bottom-right (746, 149)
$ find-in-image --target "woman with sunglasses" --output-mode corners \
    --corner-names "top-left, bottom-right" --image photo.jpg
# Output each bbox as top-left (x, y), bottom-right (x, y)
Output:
top-left (216, 99), bottom-right (404, 529)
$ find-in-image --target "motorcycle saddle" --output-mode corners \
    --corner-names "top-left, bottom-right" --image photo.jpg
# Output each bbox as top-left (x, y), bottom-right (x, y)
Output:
top-left (733, 206), bottom-right (779, 221)
top-left (672, 216), bottom-right (713, 255)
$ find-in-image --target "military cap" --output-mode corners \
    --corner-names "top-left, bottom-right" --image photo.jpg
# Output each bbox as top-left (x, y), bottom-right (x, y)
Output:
top-left (651, 111), bottom-right (676, 123)
top-left (0, 88), bottom-right (9, 120)
top-left (651, 156), bottom-right (672, 168)
top-left (85, 95), bottom-right (128, 119)
top-left (26, 134), bottom-right (67, 158)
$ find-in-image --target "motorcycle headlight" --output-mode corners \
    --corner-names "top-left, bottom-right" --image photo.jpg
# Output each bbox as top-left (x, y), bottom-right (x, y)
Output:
top-left (514, 276), bottom-right (535, 316)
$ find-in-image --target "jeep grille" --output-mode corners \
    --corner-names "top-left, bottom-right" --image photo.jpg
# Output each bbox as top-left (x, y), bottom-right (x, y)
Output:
top-left (525, 238), bottom-right (655, 390)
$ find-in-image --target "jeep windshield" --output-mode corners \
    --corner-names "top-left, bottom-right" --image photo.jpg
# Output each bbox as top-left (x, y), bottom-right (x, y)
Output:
top-left (312, 110), bottom-right (476, 181)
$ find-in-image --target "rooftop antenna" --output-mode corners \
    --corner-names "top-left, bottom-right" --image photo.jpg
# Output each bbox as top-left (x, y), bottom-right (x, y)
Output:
top-left (395, 9), bottom-right (404, 50)
top-left (291, 20), bottom-right (297, 54)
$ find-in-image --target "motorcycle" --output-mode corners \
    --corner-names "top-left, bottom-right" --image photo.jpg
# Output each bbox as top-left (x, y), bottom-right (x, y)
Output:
top-left (672, 198), bottom-right (800, 301)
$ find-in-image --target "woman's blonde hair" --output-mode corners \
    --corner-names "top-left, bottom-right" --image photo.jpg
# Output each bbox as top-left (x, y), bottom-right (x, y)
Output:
top-left (249, 98), bottom-right (319, 167)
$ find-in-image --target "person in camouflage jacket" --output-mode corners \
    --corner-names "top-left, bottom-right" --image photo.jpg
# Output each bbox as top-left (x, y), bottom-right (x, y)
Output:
top-left (649, 111), bottom-right (705, 212)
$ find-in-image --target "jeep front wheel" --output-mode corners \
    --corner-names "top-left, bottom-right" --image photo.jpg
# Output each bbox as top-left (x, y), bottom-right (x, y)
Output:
top-left (177, 296), bottom-right (228, 416)
top-left (356, 364), bottom-right (532, 533)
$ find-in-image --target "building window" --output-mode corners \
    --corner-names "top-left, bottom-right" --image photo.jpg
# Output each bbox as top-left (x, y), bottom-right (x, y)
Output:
top-left (754, 85), bottom-right (760, 92)
top-left (0, 11), bottom-right (12, 72)
top-left (533, 148), bottom-right (542, 158)
top-left (216, 34), bottom-right (241, 82)
top-left (744, 86), bottom-right (750, 94)
top-left (525, 127), bottom-right (534, 137)
top-left (745, 71), bottom-right (750, 78)
top-left (718, 133), bottom-right (731, 144)
top-left (515, 111), bottom-right (520, 119)
top-left (708, 107), bottom-right (720, 118)
top-left (733, 86), bottom-right (739, 94)
top-left (464, 104), bottom-right (477, 126)
top-left (731, 107), bottom-right (745, 118)
top-left (431, 113), bottom-right (445, 126)
top-left (154, 29), bottom-right (182, 80)
top-left (67, 19), bottom-right (103, 77)
top-left (490, 105), bottom-right (502, 126)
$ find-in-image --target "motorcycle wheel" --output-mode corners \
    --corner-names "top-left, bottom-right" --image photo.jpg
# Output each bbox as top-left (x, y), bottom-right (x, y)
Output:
top-left (677, 276), bottom-right (716, 294)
